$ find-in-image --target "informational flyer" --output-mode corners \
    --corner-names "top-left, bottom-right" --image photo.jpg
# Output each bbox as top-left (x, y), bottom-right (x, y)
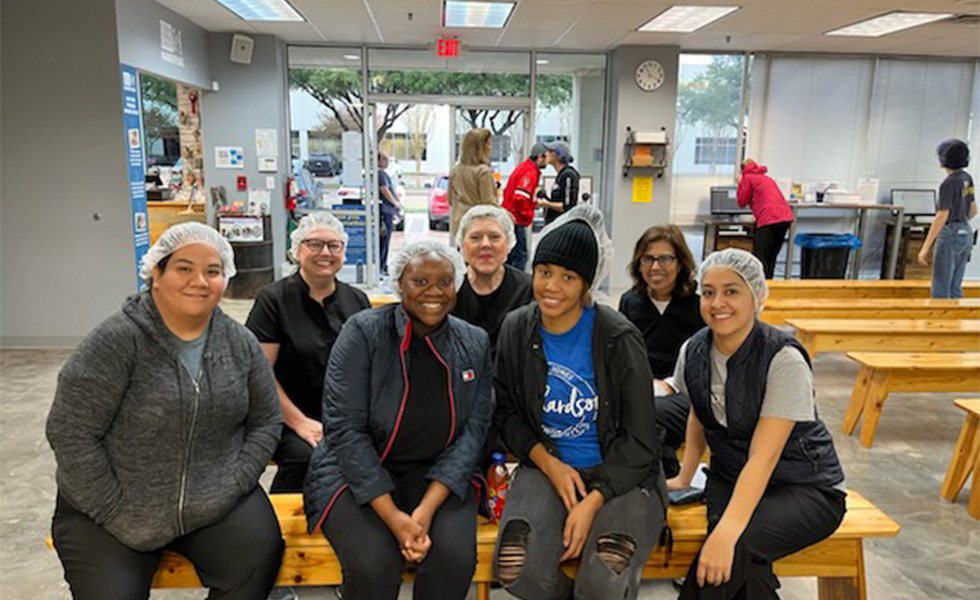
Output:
top-left (215, 146), bottom-right (244, 169)
top-left (631, 176), bottom-right (653, 203)
top-left (331, 205), bottom-right (366, 265)
top-left (120, 64), bottom-right (150, 289)
top-left (255, 128), bottom-right (278, 157)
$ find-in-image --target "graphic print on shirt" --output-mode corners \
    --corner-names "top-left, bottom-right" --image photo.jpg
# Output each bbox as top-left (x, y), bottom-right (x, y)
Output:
top-left (541, 362), bottom-right (598, 441)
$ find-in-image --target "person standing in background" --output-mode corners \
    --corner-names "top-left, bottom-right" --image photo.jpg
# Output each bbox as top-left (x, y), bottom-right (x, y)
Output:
top-left (919, 139), bottom-right (976, 298)
top-left (378, 152), bottom-right (403, 275)
top-left (448, 128), bottom-right (498, 239)
top-left (543, 141), bottom-right (580, 225)
top-left (501, 143), bottom-right (561, 269)
top-left (737, 159), bottom-right (795, 279)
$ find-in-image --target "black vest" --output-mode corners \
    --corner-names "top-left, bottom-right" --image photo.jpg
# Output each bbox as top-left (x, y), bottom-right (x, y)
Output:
top-left (683, 322), bottom-right (844, 487)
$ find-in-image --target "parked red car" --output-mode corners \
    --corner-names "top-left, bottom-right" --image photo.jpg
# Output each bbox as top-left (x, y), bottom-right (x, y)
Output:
top-left (427, 174), bottom-right (450, 230)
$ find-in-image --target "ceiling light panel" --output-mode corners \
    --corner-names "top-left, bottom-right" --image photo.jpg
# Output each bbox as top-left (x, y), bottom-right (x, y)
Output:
top-left (826, 12), bottom-right (953, 37)
top-left (444, 1), bottom-right (516, 28)
top-left (215, 0), bottom-right (304, 22)
top-left (638, 5), bottom-right (740, 33)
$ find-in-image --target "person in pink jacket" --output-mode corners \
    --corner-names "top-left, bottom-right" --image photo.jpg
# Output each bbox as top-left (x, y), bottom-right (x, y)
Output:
top-left (737, 160), bottom-right (795, 278)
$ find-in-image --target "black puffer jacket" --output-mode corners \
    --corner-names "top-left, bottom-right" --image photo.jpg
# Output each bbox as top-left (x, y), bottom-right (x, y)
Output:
top-left (495, 302), bottom-right (666, 502)
top-left (303, 303), bottom-right (494, 532)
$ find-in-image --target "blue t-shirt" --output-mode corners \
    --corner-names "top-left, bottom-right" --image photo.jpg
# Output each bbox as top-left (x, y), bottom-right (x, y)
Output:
top-left (540, 306), bottom-right (603, 468)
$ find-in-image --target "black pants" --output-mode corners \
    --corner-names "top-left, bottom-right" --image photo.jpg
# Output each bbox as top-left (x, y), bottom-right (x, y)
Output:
top-left (679, 477), bottom-right (846, 599)
top-left (752, 221), bottom-right (791, 279)
top-left (379, 206), bottom-right (395, 274)
top-left (271, 426), bottom-right (313, 493)
top-left (52, 487), bottom-right (284, 600)
top-left (507, 225), bottom-right (529, 270)
top-left (322, 465), bottom-right (477, 600)
top-left (656, 392), bottom-right (691, 479)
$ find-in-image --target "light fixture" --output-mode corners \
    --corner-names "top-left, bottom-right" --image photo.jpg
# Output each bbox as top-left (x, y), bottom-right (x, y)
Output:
top-left (638, 5), bottom-right (739, 33)
top-left (443, 1), bottom-right (516, 28)
top-left (343, 54), bottom-right (360, 61)
top-left (214, 0), bottom-right (304, 22)
top-left (826, 12), bottom-right (953, 37)
top-left (536, 59), bottom-right (550, 65)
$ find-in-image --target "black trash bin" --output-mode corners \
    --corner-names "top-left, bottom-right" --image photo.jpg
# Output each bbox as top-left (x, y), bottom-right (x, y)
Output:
top-left (794, 233), bottom-right (862, 279)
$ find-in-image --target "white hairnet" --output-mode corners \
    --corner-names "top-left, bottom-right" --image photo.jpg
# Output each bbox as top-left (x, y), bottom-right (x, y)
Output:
top-left (139, 222), bottom-right (236, 283)
top-left (290, 212), bottom-right (349, 258)
top-left (455, 205), bottom-right (517, 251)
top-left (389, 240), bottom-right (466, 296)
top-left (698, 248), bottom-right (769, 311)
top-left (537, 203), bottom-right (613, 294)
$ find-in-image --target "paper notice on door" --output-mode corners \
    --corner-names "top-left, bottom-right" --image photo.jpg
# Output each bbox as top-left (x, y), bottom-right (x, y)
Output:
top-left (632, 176), bottom-right (653, 203)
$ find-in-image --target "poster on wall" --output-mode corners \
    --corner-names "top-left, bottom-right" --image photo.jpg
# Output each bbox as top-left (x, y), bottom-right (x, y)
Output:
top-left (215, 146), bottom-right (244, 169)
top-left (120, 64), bottom-right (151, 289)
top-left (330, 206), bottom-right (366, 266)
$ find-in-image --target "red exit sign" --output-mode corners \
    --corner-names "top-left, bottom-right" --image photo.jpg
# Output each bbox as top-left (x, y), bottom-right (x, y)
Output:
top-left (437, 38), bottom-right (460, 58)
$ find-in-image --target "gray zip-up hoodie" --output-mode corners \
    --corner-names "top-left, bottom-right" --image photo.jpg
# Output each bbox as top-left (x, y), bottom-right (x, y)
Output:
top-left (46, 293), bottom-right (281, 551)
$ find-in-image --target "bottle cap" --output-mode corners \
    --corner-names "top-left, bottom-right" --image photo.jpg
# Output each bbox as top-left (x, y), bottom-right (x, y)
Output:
top-left (491, 452), bottom-right (506, 464)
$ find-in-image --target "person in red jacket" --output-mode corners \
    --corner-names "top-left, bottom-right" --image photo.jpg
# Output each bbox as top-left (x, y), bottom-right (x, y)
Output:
top-left (737, 159), bottom-right (795, 278)
top-left (501, 143), bottom-right (561, 269)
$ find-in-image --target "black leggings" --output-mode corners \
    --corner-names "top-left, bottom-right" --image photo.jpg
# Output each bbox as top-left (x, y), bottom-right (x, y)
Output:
top-left (679, 477), bottom-right (846, 599)
top-left (752, 221), bottom-right (791, 279)
top-left (322, 465), bottom-right (477, 600)
top-left (51, 487), bottom-right (284, 600)
top-left (271, 426), bottom-right (314, 493)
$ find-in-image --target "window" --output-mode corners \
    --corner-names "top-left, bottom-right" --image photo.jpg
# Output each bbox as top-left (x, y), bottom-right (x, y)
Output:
top-left (694, 137), bottom-right (737, 165)
top-left (140, 73), bottom-right (179, 168)
top-left (380, 132), bottom-right (428, 161)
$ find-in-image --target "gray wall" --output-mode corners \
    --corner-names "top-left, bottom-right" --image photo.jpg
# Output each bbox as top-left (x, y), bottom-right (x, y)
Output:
top-left (114, 0), bottom-right (211, 89)
top-left (1, 0), bottom-right (135, 347)
top-left (603, 46), bottom-right (680, 289)
top-left (201, 33), bottom-right (289, 276)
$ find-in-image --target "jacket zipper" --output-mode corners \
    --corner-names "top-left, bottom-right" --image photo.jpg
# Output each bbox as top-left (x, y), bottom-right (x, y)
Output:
top-left (424, 336), bottom-right (457, 446)
top-left (177, 371), bottom-right (203, 535)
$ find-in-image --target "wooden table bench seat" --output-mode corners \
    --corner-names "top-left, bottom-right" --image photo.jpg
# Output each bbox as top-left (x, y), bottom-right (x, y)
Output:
top-left (789, 319), bottom-right (980, 356)
top-left (766, 279), bottom-right (980, 300)
top-left (48, 492), bottom-right (896, 599)
top-left (843, 352), bottom-right (980, 448)
top-left (762, 298), bottom-right (980, 326)
top-left (940, 399), bottom-right (980, 520)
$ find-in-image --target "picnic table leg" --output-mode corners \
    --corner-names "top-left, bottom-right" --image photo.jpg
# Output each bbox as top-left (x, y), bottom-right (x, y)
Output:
top-left (940, 412), bottom-right (979, 501)
top-left (817, 540), bottom-right (866, 600)
top-left (475, 581), bottom-right (491, 600)
top-left (969, 457), bottom-right (980, 520)
top-left (798, 332), bottom-right (818, 358)
top-left (842, 368), bottom-right (873, 435)
top-left (859, 371), bottom-right (890, 448)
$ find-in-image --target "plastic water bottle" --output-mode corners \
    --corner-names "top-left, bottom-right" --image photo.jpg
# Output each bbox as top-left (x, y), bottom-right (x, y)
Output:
top-left (486, 452), bottom-right (510, 522)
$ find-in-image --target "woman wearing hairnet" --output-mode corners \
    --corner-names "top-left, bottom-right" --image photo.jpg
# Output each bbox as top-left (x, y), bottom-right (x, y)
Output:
top-left (917, 139), bottom-right (976, 298)
top-left (46, 222), bottom-right (284, 598)
top-left (667, 248), bottom-right (845, 599)
top-left (246, 213), bottom-right (370, 494)
top-left (492, 205), bottom-right (667, 600)
top-left (303, 241), bottom-right (493, 599)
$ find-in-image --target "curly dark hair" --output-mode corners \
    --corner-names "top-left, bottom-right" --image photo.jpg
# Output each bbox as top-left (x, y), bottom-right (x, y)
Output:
top-left (627, 225), bottom-right (697, 298)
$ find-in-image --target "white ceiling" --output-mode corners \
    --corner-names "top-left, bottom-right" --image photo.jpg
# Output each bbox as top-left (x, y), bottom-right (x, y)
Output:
top-left (154, 0), bottom-right (980, 57)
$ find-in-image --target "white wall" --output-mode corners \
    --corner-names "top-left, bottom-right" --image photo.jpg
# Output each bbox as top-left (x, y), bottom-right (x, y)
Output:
top-left (114, 0), bottom-right (211, 89)
top-left (1, 0), bottom-right (136, 347)
top-left (604, 46), bottom-right (681, 289)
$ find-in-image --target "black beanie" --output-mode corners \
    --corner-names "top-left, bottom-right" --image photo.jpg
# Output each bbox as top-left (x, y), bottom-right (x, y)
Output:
top-left (937, 139), bottom-right (969, 169)
top-left (533, 219), bottom-right (599, 284)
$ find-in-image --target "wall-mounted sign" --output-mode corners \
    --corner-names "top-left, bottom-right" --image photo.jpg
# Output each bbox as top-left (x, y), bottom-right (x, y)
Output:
top-left (160, 20), bottom-right (184, 68)
top-left (120, 64), bottom-right (151, 288)
top-left (437, 38), bottom-right (460, 58)
top-left (215, 146), bottom-right (244, 169)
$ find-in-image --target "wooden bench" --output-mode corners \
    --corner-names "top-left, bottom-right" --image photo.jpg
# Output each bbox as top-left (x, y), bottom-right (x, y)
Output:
top-left (369, 293), bottom-right (399, 308)
top-left (788, 319), bottom-right (980, 357)
top-left (842, 352), bottom-right (980, 448)
top-left (940, 399), bottom-right (980, 520)
top-left (766, 279), bottom-right (980, 300)
top-left (762, 298), bottom-right (980, 326)
top-left (47, 492), bottom-right (896, 599)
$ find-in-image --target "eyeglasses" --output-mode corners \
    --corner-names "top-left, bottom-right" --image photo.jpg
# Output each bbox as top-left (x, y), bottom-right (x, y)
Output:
top-left (639, 254), bottom-right (677, 268)
top-left (301, 239), bottom-right (345, 254)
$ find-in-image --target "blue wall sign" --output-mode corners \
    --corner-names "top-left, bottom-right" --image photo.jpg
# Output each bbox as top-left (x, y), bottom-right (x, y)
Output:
top-left (120, 64), bottom-right (151, 288)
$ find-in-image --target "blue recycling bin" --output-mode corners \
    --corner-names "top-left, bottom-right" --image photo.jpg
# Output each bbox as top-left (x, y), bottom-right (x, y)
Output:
top-left (794, 233), bottom-right (862, 279)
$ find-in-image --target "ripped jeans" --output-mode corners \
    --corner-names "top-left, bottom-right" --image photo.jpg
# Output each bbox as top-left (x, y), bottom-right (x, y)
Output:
top-left (492, 466), bottom-right (665, 600)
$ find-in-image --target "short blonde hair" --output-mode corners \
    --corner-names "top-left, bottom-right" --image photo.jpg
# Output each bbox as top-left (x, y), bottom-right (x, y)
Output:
top-left (459, 128), bottom-right (492, 166)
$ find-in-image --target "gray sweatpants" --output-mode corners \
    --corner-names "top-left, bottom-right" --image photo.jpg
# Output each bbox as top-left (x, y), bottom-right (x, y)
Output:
top-left (493, 466), bottom-right (666, 600)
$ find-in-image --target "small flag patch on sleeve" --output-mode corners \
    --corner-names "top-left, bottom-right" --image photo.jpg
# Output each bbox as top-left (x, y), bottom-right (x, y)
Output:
top-left (462, 369), bottom-right (476, 383)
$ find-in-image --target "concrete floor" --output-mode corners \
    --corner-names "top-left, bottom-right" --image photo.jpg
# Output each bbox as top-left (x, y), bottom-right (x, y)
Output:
top-left (2, 298), bottom-right (978, 599)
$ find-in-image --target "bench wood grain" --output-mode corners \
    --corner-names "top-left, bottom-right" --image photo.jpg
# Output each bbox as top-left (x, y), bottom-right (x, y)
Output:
top-left (843, 353), bottom-right (980, 448)
top-left (766, 279), bottom-right (980, 300)
top-left (45, 492), bottom-right (896, 600)
top-left (762, 298), bottom-right (980, 326)
top-left (940, 399), bottom-right (980, 520)
top-left (788, 319), bottom-right (980, 356)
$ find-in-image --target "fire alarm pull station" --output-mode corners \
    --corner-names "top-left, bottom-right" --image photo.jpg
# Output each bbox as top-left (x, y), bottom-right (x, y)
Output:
top-left (237, 175), bottom-right (247, 191)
